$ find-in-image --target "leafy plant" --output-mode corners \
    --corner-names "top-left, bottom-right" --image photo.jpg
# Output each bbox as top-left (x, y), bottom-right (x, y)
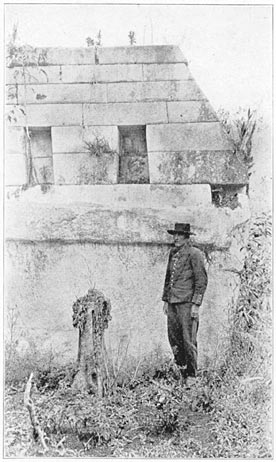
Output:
top-left (128, 31), bottom-right (136, 45)
top-left (6, 24), bottom-right (49, 188)
top-left (83, 136), bottom-right (115, 157)
top-left (218, 107), bottom-right (257, 175)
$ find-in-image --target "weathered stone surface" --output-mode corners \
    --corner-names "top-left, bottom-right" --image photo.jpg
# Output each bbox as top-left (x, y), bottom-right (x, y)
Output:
top-left (5, 154), bottom-right (27, 186)
top-left (148, 150), bottom-right (248, 184)
top-left (10, 184), bottom-right (211, 207)
top-left (13, 83), bottom-right (107, 104)
top-left (4, 231), bottom-right (248, 364)
top-left (53, 153), bottom-right (119, 185)
top-left (6, 64), bottom-right (144, 85)
top-left (8, 104), bottom-right (82, 127)
top-left (52, 126), bottom-right (119, 153)
top-left (147, 123), bottom-right (233, 151)
top-left (98, 45), bottom-right (187, 64)
top-left (167, 101), bottom-right (218, 123)
top-left (61, 64), bottom-right (144, 83)
top-left (142, 63), bottom-right (192, 81)
top-left (5, 127), bottom-right (26, 154)
top-left (35, 47), bottom-right (96, 65)
top-left (33, 157), bottom-right (54, 184)
top-left (5, 65), bottom-right (61, 85)
top-left (5, 186), bottom-right (250, 247)
top-left (106, 80), bottom-right (204, 103)
top-left (5, 192), bottom-right (250, 364)
top-left (84, 102), bottom-right (168, 125)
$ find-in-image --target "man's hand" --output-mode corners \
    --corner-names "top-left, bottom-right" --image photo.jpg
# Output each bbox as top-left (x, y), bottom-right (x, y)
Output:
top-left (163, 302), bottom-right (168, 315)
top-left (191, 304), bottom-right (199, 320)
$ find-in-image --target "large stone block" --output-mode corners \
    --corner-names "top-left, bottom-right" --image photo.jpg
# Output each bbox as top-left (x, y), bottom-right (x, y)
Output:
top-left (5, 66), bottom-right (61, 85)
top-left (12, 83), bottom-right (107, 104)
top-left (147, 123), bottom-right (233, 151)
top-left (11, 184), bottom-right (211, 208)
top-left (98, 45), bottom-right (186, 64)
top-left (167, 101), bottom-right (218, 123)
top-left (34, 47), bottom-right (96, 65)
top-left (53, 152), bottom-right (119, 185)
top-left (5, 127), bottom-right (26, 154)
top-left (106, 80), bottom-right (204, 103)
top-left (52, 126), bottom-right (119, 153)
top-left (84, 102), bottom-right (168, 125)
top-left (142, 63), bottom-right (192, 81)
top-left (148, 151), bottom-right (248, 184)
top-left (7, 104), bottom-right (82, 127)
top-left (5, 154), bottom-right (27, 186)
top-left (61, 64), bottom-right (143, 83)
top-left (5, 185), bottom-right (250, 247)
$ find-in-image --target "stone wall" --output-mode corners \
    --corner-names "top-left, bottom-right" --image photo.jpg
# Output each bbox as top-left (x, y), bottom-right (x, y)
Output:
top-left (5, 185), bottom-right (250, 367)
top-left (5, 45), bottom-right (247, 187)
top-left (5, 45), bottom-right (251, 368)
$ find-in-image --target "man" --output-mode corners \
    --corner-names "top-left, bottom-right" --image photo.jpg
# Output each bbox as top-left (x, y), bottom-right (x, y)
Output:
top-left (162, 223), bottom-right (208, 385)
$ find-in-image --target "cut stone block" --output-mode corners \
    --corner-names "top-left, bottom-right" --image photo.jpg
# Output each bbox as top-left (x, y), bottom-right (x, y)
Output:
top-left (84, 102), bottom-right (168, 125)
top-left (5, 127), bottom-right (26, 155)
top-left (33, 157), bottom-right (54, 184)
top-left (5, 66), bottom-right (61, 84)
top-left (53, 152), bottom-right (119, 185)
top-left (35, 47), bottom-right (96, 65)
top-left (143, 63), bottom-right (192, 81)
top-left (7, 104), bottom-right (82, 127)
top-left (106, 80), bottom-right (204, 103)
top-left (148, 151), bottom-right (248, 184)
top-left (167, 101), bottom-right (218, 123)
top-left (5, 154), bottom-right (27, 186)
top-left (10, 184), bottom-right (211, 208)
top-left (52, 126), bottom-right (119, 153)
top-left (147, 123), bottom-right (233, 151)
top-left (61, 64), bottom-right (144, 83)
top-left (5, 185), bottom-right (249, 247)
top-left (15, 83), bottom-right (107, 104)
top-left (98, 45), bottom-right (187, 64)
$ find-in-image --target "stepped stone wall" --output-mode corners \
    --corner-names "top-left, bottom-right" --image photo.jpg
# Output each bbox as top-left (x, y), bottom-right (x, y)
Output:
top-left (5, 45), bottom-right (250, 367)
top-left (6, 45), bottom-right (247, 187)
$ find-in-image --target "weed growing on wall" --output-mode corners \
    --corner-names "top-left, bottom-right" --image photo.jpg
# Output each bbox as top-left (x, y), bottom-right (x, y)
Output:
top-left (218, 107), bottom-right (257, 176)
top-left (6, 24), bottom-right (48, 187)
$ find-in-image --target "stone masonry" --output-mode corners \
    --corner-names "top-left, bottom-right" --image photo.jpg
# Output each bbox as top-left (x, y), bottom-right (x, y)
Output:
top-left (5, 46), bottom-right (250, 367)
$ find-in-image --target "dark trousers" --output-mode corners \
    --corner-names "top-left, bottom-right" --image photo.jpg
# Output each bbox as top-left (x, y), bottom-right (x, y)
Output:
top-left (167, 302), bottom-right (198, 378)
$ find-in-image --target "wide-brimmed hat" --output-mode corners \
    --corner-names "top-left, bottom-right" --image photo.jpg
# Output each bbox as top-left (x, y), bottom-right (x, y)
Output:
top-left (167, 223), bottom-right (195, 235)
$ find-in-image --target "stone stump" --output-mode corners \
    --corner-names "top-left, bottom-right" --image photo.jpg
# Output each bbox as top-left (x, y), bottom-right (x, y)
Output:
top-left (72, 288), bottom-right (111, 396)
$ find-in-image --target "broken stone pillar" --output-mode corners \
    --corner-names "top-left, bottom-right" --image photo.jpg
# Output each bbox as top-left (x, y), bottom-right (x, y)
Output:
top-left (72, 289), bottom-right (111, 396)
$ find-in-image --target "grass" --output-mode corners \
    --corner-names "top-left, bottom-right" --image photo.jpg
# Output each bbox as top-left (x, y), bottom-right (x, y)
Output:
top-left (4, 213), bottom-right (272, 458)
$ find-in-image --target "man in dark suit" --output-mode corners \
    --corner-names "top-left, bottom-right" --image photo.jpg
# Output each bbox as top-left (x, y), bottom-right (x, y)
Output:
top-left (162, 223), bottom-right (208, 384)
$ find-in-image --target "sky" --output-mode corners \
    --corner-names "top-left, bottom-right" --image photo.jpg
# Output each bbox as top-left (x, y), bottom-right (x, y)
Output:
top-left (4, 3), bottom-right (273, 119)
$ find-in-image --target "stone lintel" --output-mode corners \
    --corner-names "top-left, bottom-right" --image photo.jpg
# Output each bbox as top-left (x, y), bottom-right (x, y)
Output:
top-left (148, 150), bottom-right (248, 184)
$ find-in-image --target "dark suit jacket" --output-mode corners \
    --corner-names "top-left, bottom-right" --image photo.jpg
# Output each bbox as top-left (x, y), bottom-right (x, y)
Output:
top-left (162, 243), bottom-right (208, 305)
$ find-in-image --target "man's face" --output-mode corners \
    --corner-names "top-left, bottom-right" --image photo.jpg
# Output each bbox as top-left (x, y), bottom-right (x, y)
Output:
top-left (173, 233), bottom-right (187, 247)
